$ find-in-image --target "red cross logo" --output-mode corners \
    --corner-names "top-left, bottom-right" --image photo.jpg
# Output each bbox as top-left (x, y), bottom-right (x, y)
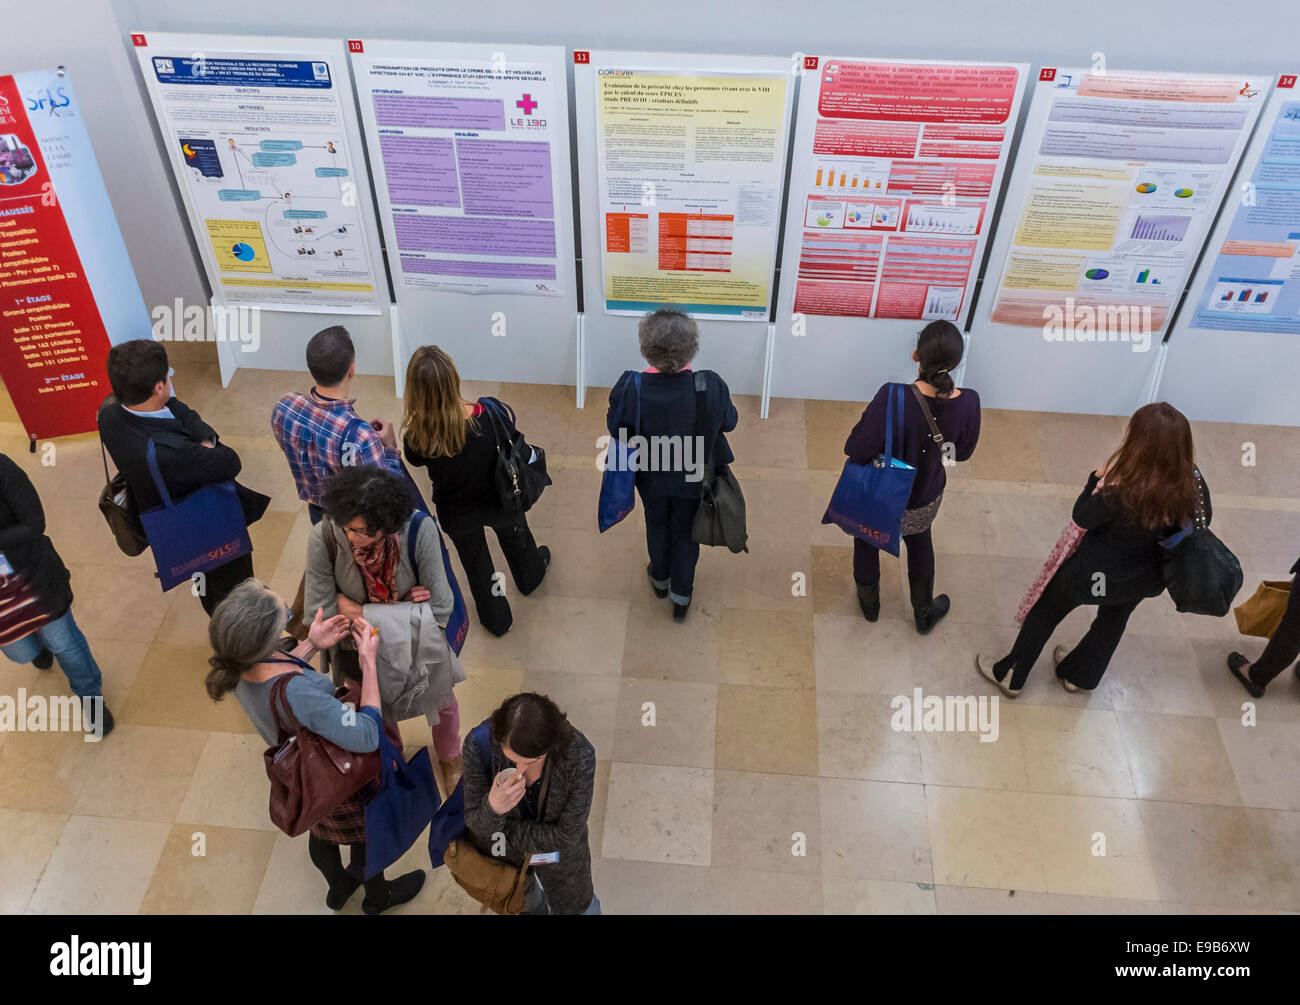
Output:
top-left (516, 94), bottom-right (539, 115)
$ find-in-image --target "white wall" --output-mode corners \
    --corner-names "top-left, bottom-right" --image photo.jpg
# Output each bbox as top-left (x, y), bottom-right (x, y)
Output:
top-left (5, 0), bottom-right (1300, 388)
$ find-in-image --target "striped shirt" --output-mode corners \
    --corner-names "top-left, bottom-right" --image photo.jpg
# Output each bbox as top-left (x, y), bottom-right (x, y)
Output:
top-left (0, 570), bottom-right (53, 646)
top-left (271, 389), bottom-right (403, 507)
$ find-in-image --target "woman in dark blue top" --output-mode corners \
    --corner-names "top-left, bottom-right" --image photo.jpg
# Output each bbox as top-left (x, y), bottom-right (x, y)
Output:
top-left (606, 309), bottom-right (738, 621)
top-left (842, 322), bottom-right (981, 632)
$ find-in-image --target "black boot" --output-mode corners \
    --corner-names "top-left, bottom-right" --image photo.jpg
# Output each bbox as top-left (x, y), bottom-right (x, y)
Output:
top-left (33, 647), bottom-right (54, 670)
top-left (362, 869), bottom-right (426, 915)
top-left (909, 575), bottom-right (950, 635)
top-left (856, 583), bottom-right (880, 622)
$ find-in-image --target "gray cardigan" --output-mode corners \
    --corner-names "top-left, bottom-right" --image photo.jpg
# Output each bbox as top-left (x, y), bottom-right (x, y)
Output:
top-left (305, 514), bottom-right (455, 628)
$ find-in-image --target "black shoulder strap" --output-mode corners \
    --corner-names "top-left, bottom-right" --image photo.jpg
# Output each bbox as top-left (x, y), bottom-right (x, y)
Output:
top-left (907, 383), bottom-right (945, 445)
top-left (692, 370), bottom-right (713, 469)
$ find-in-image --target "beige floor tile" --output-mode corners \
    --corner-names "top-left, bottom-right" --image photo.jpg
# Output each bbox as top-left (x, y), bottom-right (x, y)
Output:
top-left (139, 823), bottom-right (276, 914)
top-left (620, 590), bottom-right (720, 683)
top-left (594, 858), bottom-right (713, 914)
top-left (116, 644), bottom-right (257, 735)
top-left (715, 683), bottom-right (818, 776)
top-left (820, 778), bottom-right (931, 883)
top-left (600, 761), bottom-right (713, 866)
top-left (917, 697), bottom-right (1027, 790)
top-left (27, 815), bottom-right (169, 914)
top-left (0, 809), bottom-right (69, 913)
top-left (519, 595), bottom-right (629, 676)
top-left (1098, 633), bottom-right (1215, 716)
top-left (742, 478), bottom-right (814, 549)
top-left (67, 564), bottom-right (171, 643)
top-left (533, 528), bottom-right (639, 600)
top-left (1216, 717), bottom-right (1300, 811)
top-left (816, 690), bottom-right (924, 784)
top-left (611, 677), bottom-right (716, 768)
top-left (815, 613), bottom-right (913, 695)
top-left (711, 770), bottom-right (821, 874)
top-left (728, 394), bottom-right (807, 471)
top-left (934, 885), bottom-right (1180, 915)
top-left (73, 724), bottom-right (208, 821)
top-left (703, 867), bottom-right (824, 914)
top-left (721, 542), bottom-right (814, 614)
top-left (0, 728), bottom-right (94, 813)
top-left (718, 608), bottom-right (815, 689)
top-left (925, 786), bottom-right (1047, 892)
top-left (804, 399), bottom-right (865, 472)
top-left (523, 670), bottom-right (620, 758)
top-left (176, 731), bottom-right (278, 832)
top-left (1016, 705), bottom-right (1136, 797)
top-left (810, 543), bottom-right (907, 617)
top-left (1032, 792), bottom-right (1160, 899)
top-left (823, 877), bottom-right (937, 914)
top-left (251, 833), bottom-right (345, 915)
top-left (1117, 712), bottom-right (1243, 806)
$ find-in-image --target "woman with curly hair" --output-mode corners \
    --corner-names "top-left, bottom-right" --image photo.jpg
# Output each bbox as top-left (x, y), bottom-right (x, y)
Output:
top-left (305, 465), bottom-right (463, 790)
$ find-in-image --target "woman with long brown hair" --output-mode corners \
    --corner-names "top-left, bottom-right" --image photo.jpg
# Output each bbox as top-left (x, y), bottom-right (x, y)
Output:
top-left (977, 402), bottom-right (1209, 695)
top-left (402, 345), bottom-right (550, 637)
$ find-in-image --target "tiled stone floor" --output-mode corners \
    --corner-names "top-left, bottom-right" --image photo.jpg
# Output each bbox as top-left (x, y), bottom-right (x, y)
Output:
top-left (1, 344), bottom-right (1297, 914)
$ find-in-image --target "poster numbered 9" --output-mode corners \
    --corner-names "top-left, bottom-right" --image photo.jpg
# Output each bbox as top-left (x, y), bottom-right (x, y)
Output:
top-left (133, 33), bottom-right (385, 315)
top-left (595, 67), bottom-right (789, 320)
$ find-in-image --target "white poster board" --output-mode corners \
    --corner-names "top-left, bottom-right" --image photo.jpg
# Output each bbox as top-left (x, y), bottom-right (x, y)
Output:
top-left (1159, 74), bottom-right (1300, 426)
top-left (967, 66), bottom-right (1267, 415)
top-left (574, 50), bottom-right (796, 398)
top-left (131, 31), bottom-right (392, 385)
top-left (771, 55), bottom-right (1028, 402)
top-left (351, 39), bottom-right (577, 392)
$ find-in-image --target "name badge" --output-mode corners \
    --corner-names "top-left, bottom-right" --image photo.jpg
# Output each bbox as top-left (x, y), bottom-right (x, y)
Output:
top-left (529, 851), bottom-right (559, 866)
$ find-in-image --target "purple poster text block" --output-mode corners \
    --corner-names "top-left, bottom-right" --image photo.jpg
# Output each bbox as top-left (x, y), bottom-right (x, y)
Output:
top-left (401, 257), bottom-right (557, 279)
top-left (379, 135), bottom-right (459, 207)
top-left (373, 94), bottom-right (505, 130)
top-left (393, 215), bottom-right (556, 258)
top-left (455, 139), bottom-right (554, 219)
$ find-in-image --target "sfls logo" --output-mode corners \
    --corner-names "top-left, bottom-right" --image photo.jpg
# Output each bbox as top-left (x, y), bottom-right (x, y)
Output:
top-left (26, 86), bottom-right (72, 116)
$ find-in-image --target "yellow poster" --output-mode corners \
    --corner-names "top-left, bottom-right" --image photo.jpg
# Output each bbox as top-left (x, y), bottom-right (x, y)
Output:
top-left (206, 219), bottom-right (272, 274)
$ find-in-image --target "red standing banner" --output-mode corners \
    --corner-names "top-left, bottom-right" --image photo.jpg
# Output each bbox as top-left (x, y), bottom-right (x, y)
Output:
top-left (0, 73), bottom-right (115, 440)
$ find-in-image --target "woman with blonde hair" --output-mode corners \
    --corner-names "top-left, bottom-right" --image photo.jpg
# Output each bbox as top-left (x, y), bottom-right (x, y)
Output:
top-left (403, 345), bottom-right (550, 637)
top-left (978, 402), bottom-right (1209, 696)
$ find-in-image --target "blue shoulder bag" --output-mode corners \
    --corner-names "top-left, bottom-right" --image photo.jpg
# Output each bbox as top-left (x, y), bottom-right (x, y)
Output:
top-left (598, 372), bottom-right (641, 532)
top-left (362, 706), bottom-right (441, 878)
top-left (427, 720), bottom-right (492, 867)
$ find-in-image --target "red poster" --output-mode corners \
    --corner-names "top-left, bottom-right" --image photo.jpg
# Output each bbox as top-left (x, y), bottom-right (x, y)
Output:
top-left (0, 75), bottom-right (112, 440)
top-left (818, 62), bottom-right (1019, 124)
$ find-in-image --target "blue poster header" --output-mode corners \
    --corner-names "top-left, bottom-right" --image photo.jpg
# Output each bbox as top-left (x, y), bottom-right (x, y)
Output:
top-left (151, 57), bottom-right (333, 89)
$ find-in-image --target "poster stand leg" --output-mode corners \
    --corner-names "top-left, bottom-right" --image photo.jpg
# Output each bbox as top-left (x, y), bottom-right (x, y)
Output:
top-left (760, 322), bottom-right (776, 420)
top-left (210, 298), bottom-right (237, 389)
top-left (1141, 341), bottom-right (1169, 407)
top-left (389, 303), bottom-right (405, 399)
top-left (954, 331), bottom-right (972, 390)
top-left (576, 312), bottom-right (586, 409)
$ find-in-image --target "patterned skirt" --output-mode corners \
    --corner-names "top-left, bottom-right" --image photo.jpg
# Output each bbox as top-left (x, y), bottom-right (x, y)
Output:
top-left (899, 494), bottom-right (943, 536)
top-left (310, 776), bottom-right (381, 845)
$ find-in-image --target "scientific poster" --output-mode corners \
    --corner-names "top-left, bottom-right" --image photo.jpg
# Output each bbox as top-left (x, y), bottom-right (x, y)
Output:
top-left (989, 68), bottom-right (1265, 333)
top-left (352, 46), bottom-right (565, 297)
top-left (134, 36), bottom-right (384, 314)
top-left (1189, 76), bottom-right (1300, 334)
top-left (595, 68), bottom-right (789, 319)
top-left (789, 59), bottom-right (1023, 322)
top-left (0, 70), bottom-right (149, 440)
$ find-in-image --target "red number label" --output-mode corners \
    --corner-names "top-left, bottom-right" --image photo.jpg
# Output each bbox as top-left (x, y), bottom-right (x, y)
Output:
top-left (347, 39), bottom-right (364, 53)
top-left (804, 56), bottom-right (819, 70)
top-left (1279, 75), bottom-right (1297, 89)
top-left (1039, 67), bottom-right (1057, 81)
top-left (131, 33), bottom-right (147, 47)
top-left (573, 50), bottom-right (590, 64)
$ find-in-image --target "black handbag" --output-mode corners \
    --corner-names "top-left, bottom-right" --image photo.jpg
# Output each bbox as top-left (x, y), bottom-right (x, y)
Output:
top-left (689, 371), bottom-right (748, 554)
top-left (97, 439), bottom-right (148, 557)
top-left (1160, 468), bottom-right (1242, 617)
top-left (480, 398), bottom-right (551, 526)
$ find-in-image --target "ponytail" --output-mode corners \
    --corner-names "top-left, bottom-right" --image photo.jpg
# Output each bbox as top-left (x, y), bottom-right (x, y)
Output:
top-left (205, 655), bottom-right (248, 702)
top-left (916, 321), bottom-right (963, 398)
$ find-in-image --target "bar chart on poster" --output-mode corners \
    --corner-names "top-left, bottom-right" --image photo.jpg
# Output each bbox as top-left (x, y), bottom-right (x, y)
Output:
top-left (771, 56), bottom-right (1028, 402)
top-left (0, 70), bottom-right (150, 440)
top-left (967, 67), bottom-right (1267, 415)
top-left (1160, 74), bottom-right (1300, 425)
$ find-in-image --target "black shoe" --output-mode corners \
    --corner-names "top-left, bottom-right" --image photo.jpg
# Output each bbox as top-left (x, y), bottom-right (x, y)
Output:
top-left (672, 601), bottom-right (690, 622)
top-left (32, 647), bottom-right (54, 670)
top-left (856, 583), bottom-right (880, 622)
top-left (325, 873), bottom-right (363, 910)
top-left (909, 576), bottom-right (949, 635)
top-left (519, 547), bottom-right (550, 597)
top-left (1228, 652), bottom-right (1266, 699)
top-left (362, 869), bottom-right (426, 915)
top-left (85, 700), bottom-right (114, 739)
top-left (647, 565), bottom-right (668, 599)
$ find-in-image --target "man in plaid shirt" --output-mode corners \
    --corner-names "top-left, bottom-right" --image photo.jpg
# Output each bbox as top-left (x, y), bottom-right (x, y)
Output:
top-left (272, 326), bottom-right (404, 524)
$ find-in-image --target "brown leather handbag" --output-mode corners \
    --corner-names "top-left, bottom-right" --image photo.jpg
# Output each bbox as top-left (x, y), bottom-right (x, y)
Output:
top-left (263, 671), bottom-right (382, 837)
top-left (445, 757), bottom-right (552, 914)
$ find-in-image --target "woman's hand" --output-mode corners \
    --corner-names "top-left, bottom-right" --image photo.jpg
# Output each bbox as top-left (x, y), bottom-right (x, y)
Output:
top-left (487, 769), bottom-right (527, 815)
top-left (351, 616), bottom-right (379, 670)
top-left (307, 608), bottom-right (351, 650)
top-left (337, 593), bottom-right (364, 622)
top-left (405, 585), bottom-right (431, 603)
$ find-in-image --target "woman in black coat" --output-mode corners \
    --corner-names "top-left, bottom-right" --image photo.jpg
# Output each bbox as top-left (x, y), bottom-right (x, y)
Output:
top-left (1228, 556), bottom-right (1300, 698)
top-left (978, 403), bottom-right (1207, 696)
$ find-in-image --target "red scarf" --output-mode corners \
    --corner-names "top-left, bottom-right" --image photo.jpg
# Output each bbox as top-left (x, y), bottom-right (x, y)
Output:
top-left (352, 533), bottom-right (400, 603)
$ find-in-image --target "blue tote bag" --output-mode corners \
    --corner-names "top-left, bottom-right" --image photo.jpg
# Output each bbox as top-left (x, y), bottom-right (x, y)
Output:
top-left (598, 372), bottom-right (641, 532)
top-left (395, 454), bottom-right (470, 656)
top-left (363, 711), bottom-right (442, 878)
top-left (821, 383), bottom-right (917, 557)
top-left (138, 439), bottom-right (252, 591)
top-left (427, 720), bottom-right (491, 868)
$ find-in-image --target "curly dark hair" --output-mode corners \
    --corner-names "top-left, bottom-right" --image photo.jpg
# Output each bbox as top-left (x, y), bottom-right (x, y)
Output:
top-left (321, 465), bottom-right (412, 535)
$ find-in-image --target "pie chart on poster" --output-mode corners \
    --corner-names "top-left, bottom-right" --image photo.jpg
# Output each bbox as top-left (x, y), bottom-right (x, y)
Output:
top-left (233, 243), bottom-right (256, 262)
top-left (1175, 188), bottom-right (1194, 198)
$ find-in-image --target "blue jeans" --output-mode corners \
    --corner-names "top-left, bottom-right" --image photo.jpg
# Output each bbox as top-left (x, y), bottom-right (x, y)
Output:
top-left (638, 488), bottom-right (700, 605)
top-left (1, 608), bottom-right (103, 698)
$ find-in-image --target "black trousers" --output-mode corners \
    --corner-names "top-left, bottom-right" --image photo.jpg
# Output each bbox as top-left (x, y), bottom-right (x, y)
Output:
top-left (1250, 575), bottom-right (1300, 687)
top-left (639, 488), bottom-right (701, 604)
top-left (853, 529), bottom-right (935, 586)
top-left (996, 568), bottom-right (1142, 691)
top-left (198, 552), bottom-right (255, 617)
top-left (307, 834), bottom-right (389, 902)
top-left (445, 517), bottom-right (546, 636)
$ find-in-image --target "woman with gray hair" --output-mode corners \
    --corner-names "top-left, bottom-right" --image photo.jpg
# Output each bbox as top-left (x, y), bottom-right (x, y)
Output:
top-left (205, 579), bottom-right (426, 914)
top-left (606, 308), bottom-right (738, 620)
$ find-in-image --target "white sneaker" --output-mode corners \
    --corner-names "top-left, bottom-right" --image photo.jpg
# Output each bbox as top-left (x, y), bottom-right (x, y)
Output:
top-left (975, 654), bottom-right (1020, 698)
